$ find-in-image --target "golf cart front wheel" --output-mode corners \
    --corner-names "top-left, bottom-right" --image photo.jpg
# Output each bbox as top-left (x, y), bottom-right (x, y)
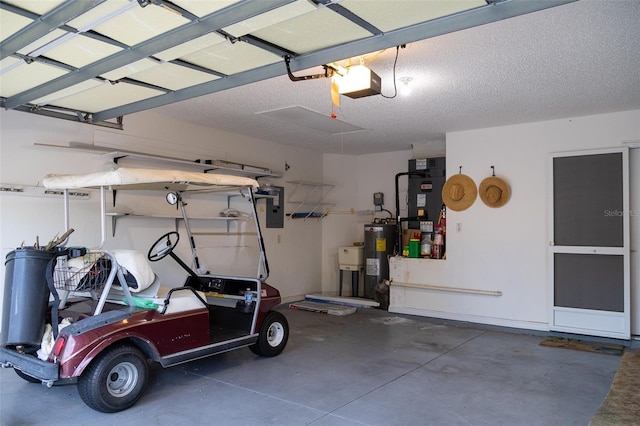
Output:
top-left (250, 311), bottom-right (289, 357)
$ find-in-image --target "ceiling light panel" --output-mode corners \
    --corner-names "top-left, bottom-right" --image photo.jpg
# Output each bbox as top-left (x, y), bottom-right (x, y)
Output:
top-left (0, 9), bottom-right (32, 40)
top-left (153, 32), bottom-right (225, 62)
top-left (340, 0), bottom-right (487, 32)
top-left (222, 0), bottom-right (317, 38)
top-left (0, 61), bottom-right (68, 97)
top-left (67, 0), bottom-right (190, 47)
top-left (128, 61), bottom-right (219, 91)
top-left (170, 0), bottom-right (240, 18)
top-left (251, 7), bottom-right (372, 54)
top-left (48, 81), bottom-right (165, 113)
top-left (181, 41), bottom-right (282, 75)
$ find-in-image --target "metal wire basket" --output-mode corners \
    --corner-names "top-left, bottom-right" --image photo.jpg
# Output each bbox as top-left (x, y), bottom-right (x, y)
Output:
top-left (53, 252), bottom-right (112, 292)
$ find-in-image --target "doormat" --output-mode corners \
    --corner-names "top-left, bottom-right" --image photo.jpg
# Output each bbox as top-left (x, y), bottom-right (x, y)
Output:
top-left (289, 301), bottom-right (356, 316)
top-left (590, 350), bottom-right (640, 425)
top-left (539, 337), bottom-right (624, 356)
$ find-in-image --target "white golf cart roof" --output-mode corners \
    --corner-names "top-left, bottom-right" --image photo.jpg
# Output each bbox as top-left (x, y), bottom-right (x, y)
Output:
top-left (43, 167), bottom-right (259, 191)
top-left (42, 168), bottom-right (265, 265)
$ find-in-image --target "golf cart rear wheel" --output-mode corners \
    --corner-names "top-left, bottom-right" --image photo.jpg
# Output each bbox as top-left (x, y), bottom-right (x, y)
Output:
top-left (77, 344), bottom-right (148, 413)
top-left (250, 311), bottom-right (289, 357)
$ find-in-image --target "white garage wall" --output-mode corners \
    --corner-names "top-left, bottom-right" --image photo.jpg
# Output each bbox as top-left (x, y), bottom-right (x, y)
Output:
top-left (440, 110), bottom-right (639, 333)
top-left (321, 150), bottom-right (411, 295)
top-left (2, 107), bottom-right (638, 337)
top-left (0, 109), bottom-right (324, 325)
top-left (322, 109), bottom-right (640, 336)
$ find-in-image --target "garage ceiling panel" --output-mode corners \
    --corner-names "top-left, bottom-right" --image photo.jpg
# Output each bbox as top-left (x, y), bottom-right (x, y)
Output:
top-left (68, 0), bottom-right (189, 46)
top-left (222, 0), bottom-right (317, 38)
top-left (43, 35), bottom-right (123, 68)
top-left (129, 61), bottom-right (220, 91)
top-left (170, 0), bottom-right (240, 18)
top-left (0, 9), bottom-right (32, 40)
top-left (49, 80), bottom-right (164, 113)
top-left (16, 29), bottom-right (66, 56)
top-left (31, 79), bottom-right (105, 106)
top-left (2, 0), bottom-right (66, 16)
top-left (251, 7), bottom-right (372, 54)
top-left (340, 0), bottom-right (486, 32)
top-left (153, 33), bottom-right (226, 62)
top-left (0, 60), bottom-right (68, 97)
top-left (182, 40), bottom-right (282, 75)
top-left (0, 0), bottom-right (578, 127)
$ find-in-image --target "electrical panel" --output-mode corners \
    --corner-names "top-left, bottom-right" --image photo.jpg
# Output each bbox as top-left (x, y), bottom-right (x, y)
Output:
top-left (407, 157), bottom-right (445, 229)
top-left (266, 186), bottom-right (284, 228)
top-left (373, 192), bottom-right (384, 211)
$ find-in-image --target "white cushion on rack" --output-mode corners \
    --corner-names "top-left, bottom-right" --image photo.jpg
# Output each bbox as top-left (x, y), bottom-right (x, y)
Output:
top-left (65, 250), bottom-right (154, 292)
top-left (108, 250), bottom-right (155, 292)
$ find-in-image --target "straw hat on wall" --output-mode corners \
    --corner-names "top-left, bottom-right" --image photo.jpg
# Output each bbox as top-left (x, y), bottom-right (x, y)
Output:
top-left (479, 176), bottom-right (510, 208)
top-left (441, 173), bottom-right (477, 211)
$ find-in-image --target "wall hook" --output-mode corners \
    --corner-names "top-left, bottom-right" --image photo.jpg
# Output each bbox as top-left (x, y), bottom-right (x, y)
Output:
top-left (491, 165), bottom-right (495, 176)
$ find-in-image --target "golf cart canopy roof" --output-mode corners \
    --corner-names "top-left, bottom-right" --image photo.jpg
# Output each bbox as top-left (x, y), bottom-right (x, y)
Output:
top-left (43, 167), bottom-right (259, 192)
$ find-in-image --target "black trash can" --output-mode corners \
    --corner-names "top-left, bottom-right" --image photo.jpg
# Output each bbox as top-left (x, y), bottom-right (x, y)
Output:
top-left (1, 248), bottom-right (55, 350)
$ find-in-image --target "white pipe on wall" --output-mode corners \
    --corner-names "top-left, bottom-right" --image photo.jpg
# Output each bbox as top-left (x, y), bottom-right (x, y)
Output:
top-left (391, 281), bottom-right (502, 297)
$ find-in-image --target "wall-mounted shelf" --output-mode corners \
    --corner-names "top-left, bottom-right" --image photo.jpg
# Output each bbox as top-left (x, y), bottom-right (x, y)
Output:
top-left (0, 183), bottom-right (90, 199)
top-left (106, 191), bottom-right (276, 236)
top-left (286, 181), bottom-right (335, 220)
top-left (106, 212), bottom-right (251, 236)
top-left (34, 143), bottom-right (283, 179)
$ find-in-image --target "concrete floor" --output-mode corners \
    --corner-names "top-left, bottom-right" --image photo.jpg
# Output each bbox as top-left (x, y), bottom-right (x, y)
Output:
top-left (0, 307), bottom-right (622, 426)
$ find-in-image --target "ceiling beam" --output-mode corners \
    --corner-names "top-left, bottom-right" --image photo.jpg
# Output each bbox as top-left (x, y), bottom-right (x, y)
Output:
top-left (92, 0), bottom-right (578, 122)
top-left (323, 3), bottom-right (382, 35)
top-left (3, 0), bottom-right (296, 110)
top-left (0, 0), bottom-right (106, 61)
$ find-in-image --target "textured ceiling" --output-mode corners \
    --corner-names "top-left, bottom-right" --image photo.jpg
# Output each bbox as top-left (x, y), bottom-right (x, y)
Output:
top-left (153, 0), bottom-right (640, 155)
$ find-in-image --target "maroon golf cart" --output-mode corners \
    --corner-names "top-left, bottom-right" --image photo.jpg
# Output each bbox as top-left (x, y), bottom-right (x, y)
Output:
top-left (1, 168), bottom-right (288, 412)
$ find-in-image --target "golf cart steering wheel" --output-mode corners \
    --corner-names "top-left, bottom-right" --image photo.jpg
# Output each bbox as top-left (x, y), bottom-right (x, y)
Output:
top-left (148, 231), bottom-right (180, 262)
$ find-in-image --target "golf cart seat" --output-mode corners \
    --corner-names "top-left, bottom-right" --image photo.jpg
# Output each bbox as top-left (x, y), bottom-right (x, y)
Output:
top-left (108, 273), bottom-right (162, 299)
top-left (156, 286), bottom-right (207, 314)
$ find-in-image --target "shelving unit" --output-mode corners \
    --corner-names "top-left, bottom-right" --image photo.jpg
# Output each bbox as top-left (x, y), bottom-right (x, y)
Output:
top-left (0, 183), bottom-right (90, 199)
top-left (286, 181), bottom-right (335, 220)
top-left (107, 191), bottom-right (278, 236)
top-left (34, 143), bottom-right (282, 179)
top-left (106, 212), bottom-right (250, 236)
top-left (34, 142), bottom-right (283, 233)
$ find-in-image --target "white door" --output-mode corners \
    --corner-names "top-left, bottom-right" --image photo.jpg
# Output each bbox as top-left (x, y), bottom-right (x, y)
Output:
top-left (549, 148), bottom-right (630, 339)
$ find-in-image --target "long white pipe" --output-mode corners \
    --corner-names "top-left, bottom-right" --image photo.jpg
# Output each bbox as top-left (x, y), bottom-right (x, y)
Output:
top-left (391, 281), bottom-right (502, 296)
